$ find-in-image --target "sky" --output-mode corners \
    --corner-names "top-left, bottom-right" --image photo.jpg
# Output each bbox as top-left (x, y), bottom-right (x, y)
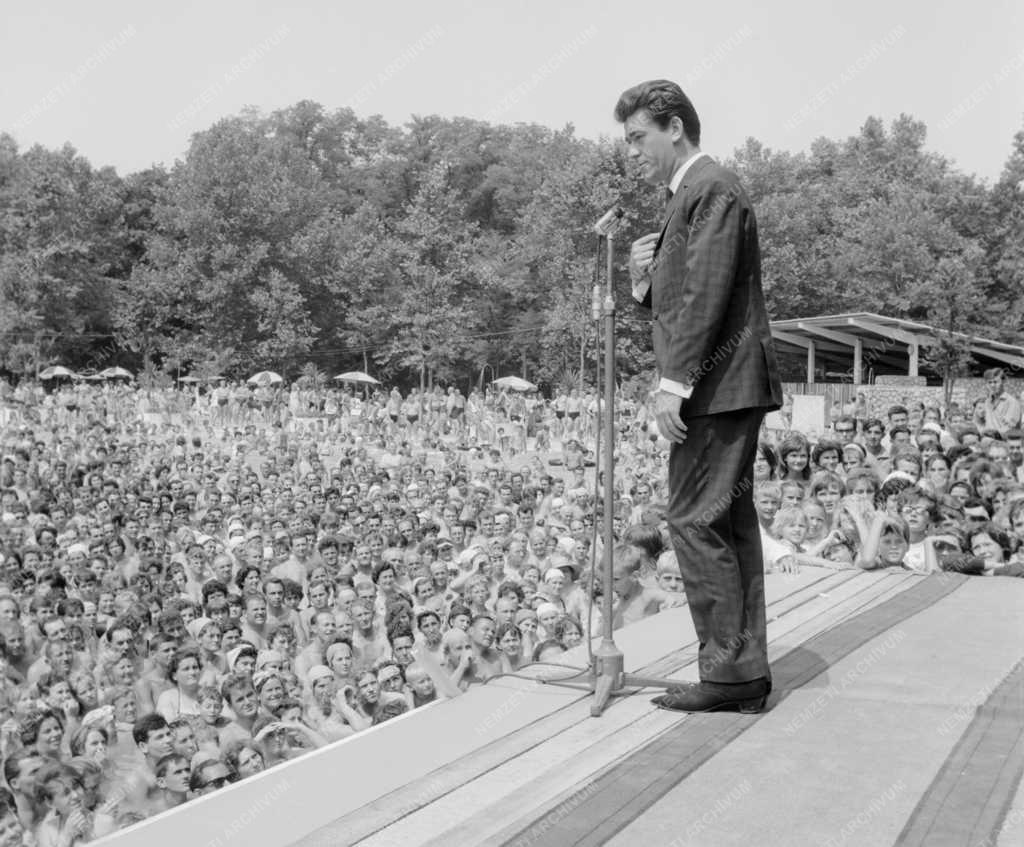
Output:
top-left (2, 0), bottom-right (1022, 182)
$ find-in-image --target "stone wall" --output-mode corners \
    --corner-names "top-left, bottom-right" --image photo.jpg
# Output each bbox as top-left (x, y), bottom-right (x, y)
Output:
top-left (782, 377), bottom-right (1024, 423)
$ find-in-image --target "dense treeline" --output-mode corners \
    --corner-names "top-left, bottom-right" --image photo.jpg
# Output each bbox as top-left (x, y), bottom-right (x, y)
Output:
top-left (1, 101), bottom-right (1021, 388)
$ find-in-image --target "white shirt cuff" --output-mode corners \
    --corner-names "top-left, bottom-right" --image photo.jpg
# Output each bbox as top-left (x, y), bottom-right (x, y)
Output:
top-left (632, 277), bottom-right (650, 303)
top-left (659, 377), bottom-right (692, 399)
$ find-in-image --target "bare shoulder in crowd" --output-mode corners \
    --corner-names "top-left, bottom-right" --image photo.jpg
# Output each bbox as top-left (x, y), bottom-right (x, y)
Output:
top-left (0, 375), bottom-right (1021, 836)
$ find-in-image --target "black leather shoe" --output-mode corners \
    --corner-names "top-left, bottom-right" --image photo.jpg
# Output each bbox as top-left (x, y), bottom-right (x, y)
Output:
top-left (651, 678), bottom-right (770, 714)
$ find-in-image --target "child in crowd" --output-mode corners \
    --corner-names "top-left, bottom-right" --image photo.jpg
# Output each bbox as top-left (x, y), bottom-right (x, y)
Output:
top-left (0, 379), bottom-right (1021, 843)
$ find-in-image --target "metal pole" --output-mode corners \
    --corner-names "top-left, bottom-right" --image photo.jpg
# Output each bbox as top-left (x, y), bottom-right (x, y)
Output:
top-left (589, 228), bottom-right (685, 718)
top-left (591, 232), bottom-right (625, 716)
top-left (602, 232), bottom-right (617, 637)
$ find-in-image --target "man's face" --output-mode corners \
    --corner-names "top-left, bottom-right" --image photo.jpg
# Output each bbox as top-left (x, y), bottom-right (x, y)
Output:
top-left (230, 686), bottom-right (259, 719)
top-left (392, 636), bottom-right (415, 666)
top-left (419, 615), bottom-right (442, 645)
top-left (353, 604), bottom-right (373, 630)
top-left (154, 639), bottom-right (176, 668)
top-left (891, 431), bottom-right (911, 449)
top-left (194, 763), bottom-right (234, 795)
top-left (889, 412), bottom-right (909, 429)
top-left (0, 599), bottom-right (18, 623)
top-left (159, 759), bottom-right (191, 794)
top-left (50, 640), bottom-right (72, 674)
top-left (246, 598), bottom-right (267, 626)
top-left (471, 618), bottom-right (495, 649)
top-left (142, 726), bottom-right (174, 760)
top-left (834, 421), bottom-right (856, 444)
top-left (987, 375), bottom-right (1004, 397)
top-left (172, 724), bottom-right (198, 759)
top-left (495, 599), bottom-right (517, 626)
top-left (10, 755), bottom-right (41, 799)
top-left (625, 109), bottom-right (684, 185)
top-left (1005, 437), bottom-right (1023, 466)
top-left (315, 613), bottom-right (337, 641)
top-left (265, 583), bottom-right (284, 609)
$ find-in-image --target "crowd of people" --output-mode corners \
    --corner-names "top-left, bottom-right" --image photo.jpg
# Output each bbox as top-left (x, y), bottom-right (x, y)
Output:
top-left (0, 366), bottom-right (1021, 843)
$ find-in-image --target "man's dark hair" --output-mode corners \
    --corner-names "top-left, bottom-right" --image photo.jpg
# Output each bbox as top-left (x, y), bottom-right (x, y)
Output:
top-left (496, 580), bottom-right (525, 604)
top-left (387, 623), bottom-right (414, 646)
top-left (133, 712), bottom-right (168, 746)
top-left (614, 79), bottom-right (700, 145)
top-left (221, 672), bottom-right (255, 705)
top-left (155, 752), bottom-right (189, 780)
top-left (201, 580), bottom-right (228, 604)
top-left (372, 561), bottom-right (395, 584)
top-left (621, 524), bottom-right (665, 559)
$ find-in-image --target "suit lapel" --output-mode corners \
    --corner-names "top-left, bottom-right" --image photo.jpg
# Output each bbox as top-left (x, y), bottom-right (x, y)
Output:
top-left (658, 202), bottom-right (680, 246)
top-left (657, 155), bottom-right (714, 245)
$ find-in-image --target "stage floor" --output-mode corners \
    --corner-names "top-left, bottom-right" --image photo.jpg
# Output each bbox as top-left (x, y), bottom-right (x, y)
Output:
top-left (99, 569), bottom-right (1024, 847)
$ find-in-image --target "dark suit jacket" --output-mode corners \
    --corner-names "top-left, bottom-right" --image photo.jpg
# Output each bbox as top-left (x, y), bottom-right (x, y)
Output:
top-left (641, 156), bottom-right (782, 418)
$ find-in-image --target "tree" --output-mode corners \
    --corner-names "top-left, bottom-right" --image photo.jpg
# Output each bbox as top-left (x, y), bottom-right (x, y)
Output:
top-left (919, 249), bottom-right (986, 408)
top-left (0, 136), bottom-right (127, 373)
top-left (989, 118), bottom-right (1024, 343)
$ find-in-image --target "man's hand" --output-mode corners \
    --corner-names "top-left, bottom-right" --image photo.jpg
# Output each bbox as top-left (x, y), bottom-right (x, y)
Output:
top-left (629, 233), bottom-right (660, 284)
top-left (654, 390), bottom-right (688, 443)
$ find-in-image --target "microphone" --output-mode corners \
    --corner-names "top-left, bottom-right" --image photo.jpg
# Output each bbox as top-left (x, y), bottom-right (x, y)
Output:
top-left (593, 206), bottom-right (624, 237)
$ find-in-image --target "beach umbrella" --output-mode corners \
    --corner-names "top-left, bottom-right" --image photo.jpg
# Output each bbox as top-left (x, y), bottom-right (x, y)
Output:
top-left (39, 366), bottom-right (78, 380)
top-left (99, 367), bottom-right (133, 379)
top-left (492, 376), bottom-right (537, 392)
top-left (333, 371), bottom-right (381, 385)
top-left (247, 371), bottom-right (283, 386)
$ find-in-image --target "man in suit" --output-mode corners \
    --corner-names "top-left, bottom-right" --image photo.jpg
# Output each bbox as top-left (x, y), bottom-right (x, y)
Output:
top-left (617, 79), bottom-right (783, 712)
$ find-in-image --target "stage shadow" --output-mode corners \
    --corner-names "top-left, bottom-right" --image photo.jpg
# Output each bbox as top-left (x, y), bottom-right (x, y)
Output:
top-left (767, 644), bottom-right (832, 709)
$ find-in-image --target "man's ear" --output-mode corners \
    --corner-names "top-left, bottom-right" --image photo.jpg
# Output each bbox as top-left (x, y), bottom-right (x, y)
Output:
top-left (669, 115), bottom-right (685, 143)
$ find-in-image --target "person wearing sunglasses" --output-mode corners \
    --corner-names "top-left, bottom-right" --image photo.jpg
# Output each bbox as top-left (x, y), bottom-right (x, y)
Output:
top-left (189, 758), bottom-right (236, 797)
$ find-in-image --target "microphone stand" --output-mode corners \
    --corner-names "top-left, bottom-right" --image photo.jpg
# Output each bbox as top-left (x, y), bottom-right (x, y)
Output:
top-left (588, 218), bottom-right (685, 718)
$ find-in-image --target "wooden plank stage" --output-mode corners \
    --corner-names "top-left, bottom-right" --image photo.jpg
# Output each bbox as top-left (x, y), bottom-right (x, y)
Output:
top-left (97, 569), bottom-right (1024, 847)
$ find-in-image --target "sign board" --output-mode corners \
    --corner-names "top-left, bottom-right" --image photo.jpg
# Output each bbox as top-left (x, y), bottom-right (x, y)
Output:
top-left (790, 394), bottom-right (826, 436)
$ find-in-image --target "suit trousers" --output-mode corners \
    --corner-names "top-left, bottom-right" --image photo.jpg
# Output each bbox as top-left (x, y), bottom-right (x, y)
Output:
top-left (666, 407), bottom-right (770, 684)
